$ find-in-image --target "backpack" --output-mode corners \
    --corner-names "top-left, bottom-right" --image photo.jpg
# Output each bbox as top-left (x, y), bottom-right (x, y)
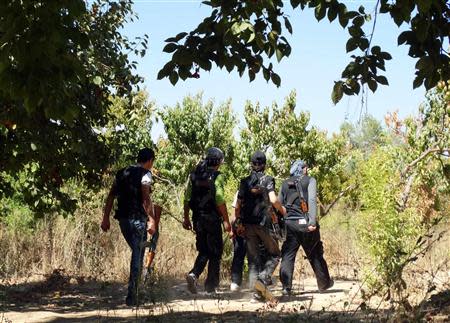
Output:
top-left (241, 171), bottom-right (271, 225)
top-left (285, 175), bottom-right (311, 231)
top-left (188, 160), bottom-right (219, 217)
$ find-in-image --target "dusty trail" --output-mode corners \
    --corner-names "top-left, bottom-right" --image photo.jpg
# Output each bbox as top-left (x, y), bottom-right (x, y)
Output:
top-left (2, 276), bottom-right (365, 322)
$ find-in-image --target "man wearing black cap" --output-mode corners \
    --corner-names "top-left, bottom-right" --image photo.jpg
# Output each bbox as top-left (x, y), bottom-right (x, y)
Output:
top-left (183, 147), bottom-right (232, 294)
top-left (101, 147), bottom-right (157, 306)
top-left (278, 160), bottom-right (333, 296)
top-left (234, 151), bottom-right (286, 302)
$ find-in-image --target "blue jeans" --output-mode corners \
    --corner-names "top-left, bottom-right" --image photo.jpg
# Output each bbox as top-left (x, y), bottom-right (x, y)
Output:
top-left (119, 218), bottom-right (147, 300)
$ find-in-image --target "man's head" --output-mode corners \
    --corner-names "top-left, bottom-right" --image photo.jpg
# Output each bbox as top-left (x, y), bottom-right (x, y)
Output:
top-left (137, 147), bottom-right (155, 170)
top-left (205, 147), bottom-right (224, 168)
top-left (251, 151), bottom-right (266, 172)
top-left (290, 159), bottom-right (308, 177)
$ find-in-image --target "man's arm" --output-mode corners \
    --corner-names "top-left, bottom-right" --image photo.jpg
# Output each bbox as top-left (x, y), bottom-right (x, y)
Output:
top-left (182, 177), bottom-right (193, 230)
top-left (142, 184), bottom-right (156, 234)
top-left (269, 191), bottom-right (286, 215)
top-left (267, 177), bottom-right (286, 215)
top-left (101, 182), bottom-right (116, 232)
top-left (215, 174), bottom-right (231, 233)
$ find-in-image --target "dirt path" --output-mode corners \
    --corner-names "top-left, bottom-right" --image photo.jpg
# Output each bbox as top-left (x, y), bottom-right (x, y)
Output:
top-left (2, 275), bottom-right (369, 322)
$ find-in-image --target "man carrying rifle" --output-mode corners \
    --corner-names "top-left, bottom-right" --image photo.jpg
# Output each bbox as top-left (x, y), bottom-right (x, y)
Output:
top-left (278, 160), bottom-right (333, 296)
top-left (101, 148), bottom-right (156, 306)
top-left (182, 147), bottom-right (232, 294)
top-left (234, 151), bottom-right (286, 302)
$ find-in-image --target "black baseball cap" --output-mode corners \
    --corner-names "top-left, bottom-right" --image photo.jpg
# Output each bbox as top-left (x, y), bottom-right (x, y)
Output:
top-left (251, 151), bottom-right (266, 164)
top-left (205, 147), bottom-right (224, 165)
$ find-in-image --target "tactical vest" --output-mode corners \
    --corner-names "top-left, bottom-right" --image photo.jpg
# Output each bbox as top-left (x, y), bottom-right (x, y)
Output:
top-left (188, 162), bottom-right (220, 217)
top-left (115, 165), bottom-right (149, 220)
top-left (241, 171), bottom-right (271, 225)
top-left (285, 175), bottom-right (311, 220)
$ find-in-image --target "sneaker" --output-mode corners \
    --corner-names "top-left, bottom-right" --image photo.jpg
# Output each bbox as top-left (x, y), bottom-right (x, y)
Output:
top-left (318, 279), bottom-right (334, 293)
top-left (205, 289), bottom-right (217, 296)
top-left (230, 282), bottom-right (240, 292)
top-left (281, 287), bottom-right (292, 296)
top-left (254, 279), bottom-right (275, 303)
top-left (186, 273), bottom-right (198, 294)
top-left (250, 292), bottom-right (264, 303)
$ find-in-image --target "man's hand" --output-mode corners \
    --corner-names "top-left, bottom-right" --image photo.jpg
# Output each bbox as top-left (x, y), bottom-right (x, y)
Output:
top-left (147, 218), bottom-right (157, 235)
top-left (182, 217), bottom-right (192, 231)
top-left (236, 224), bottom-right (245, 237)
top-left (100, 217), bottom-right (110, 232)
top-left (223, 220), bottom-right (231, 234)
top-left (307, 225), bottom-right (317, 232)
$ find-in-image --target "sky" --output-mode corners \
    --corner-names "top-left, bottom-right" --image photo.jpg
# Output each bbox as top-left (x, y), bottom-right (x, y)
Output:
top-left (121, 0), bottom-right (427, 140)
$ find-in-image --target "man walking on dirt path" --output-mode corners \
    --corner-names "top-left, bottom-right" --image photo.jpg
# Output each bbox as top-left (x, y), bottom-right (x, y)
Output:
top-left (234, 151), bottom-right (286, 302)
top-left (278, 160), bottom-right (333, 296)
top-left (101, 147), bottom-right (157, 306)
top-left (182, 147), bottom-right (232, 295)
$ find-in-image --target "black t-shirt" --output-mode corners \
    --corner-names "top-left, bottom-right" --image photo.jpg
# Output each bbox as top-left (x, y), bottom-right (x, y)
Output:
top-left (238, 171), bottom-right (275, 225)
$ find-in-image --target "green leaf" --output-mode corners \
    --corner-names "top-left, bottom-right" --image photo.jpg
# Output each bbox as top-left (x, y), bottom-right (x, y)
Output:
top-left (376, 75), bottom-right (389, 85)
top-left (367, 79), bottom-right (377, 92)
top-left (346, 38), bottom-right (358, 53)
top-left (417, 0), bottom-right (431, 13)
top-left (263, 68), bottom-right (270, 81)
top-left (353, 16), bottom-right (365, 28)
top-left (415, 19), bottom-right (429, 43)
top-left (327, 5), bottom-right (338, 22)
top-left (397, 31), bottom-right (410, 45)
top-left (331, 81), bottom-right (344, 104)
top-left (380, 52), bottom-right (392, 60)
top-left (93, 76), bottom-right (102, 85)
top-left (163, 43), bottom-right (178, 53)
top-left (371, 46), bottom-right (381, 55)
top-left (249, 69), bottom-right (256, 82)
top-left (413, 75), bottom-right (423, 89)
top-left (276, 48), bottom-right (283, 62)
top-left (169, 71), bottom-right (179, 85)
top-left (315, 3), bottom-right (326, 21)
top-left (271, 72), bottom-right (281, 87)
top-left (30, 143), bottom-right (37, 151)
top-left (284, 17), bottom-right (293, 34)
top-left (246, 31), bottom-right (255, 44)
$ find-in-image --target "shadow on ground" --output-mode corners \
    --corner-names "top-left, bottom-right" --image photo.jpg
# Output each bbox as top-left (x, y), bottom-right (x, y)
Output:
top-left (2, 269), bottom-right (448, 322)
top-left (40, 309), bottom-right (394, 323)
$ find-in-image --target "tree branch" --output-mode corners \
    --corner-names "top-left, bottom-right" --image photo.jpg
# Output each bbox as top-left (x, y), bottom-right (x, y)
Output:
top-left (397, 147), bottom-right (449, 211)
top-left (401, 147), bottom-right (449, 179)
top-left (319, 184), bottom-right (357, 217)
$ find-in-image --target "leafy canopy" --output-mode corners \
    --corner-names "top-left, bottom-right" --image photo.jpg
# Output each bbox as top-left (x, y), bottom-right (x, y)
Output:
top-left (159, 0), bottom-right (450, 103)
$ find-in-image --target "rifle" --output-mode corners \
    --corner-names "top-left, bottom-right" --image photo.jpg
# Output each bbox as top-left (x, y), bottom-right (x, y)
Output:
top-left (142, 204), bottom-right (162, 283)
top-left (269, 207), bottom-right (286, 242)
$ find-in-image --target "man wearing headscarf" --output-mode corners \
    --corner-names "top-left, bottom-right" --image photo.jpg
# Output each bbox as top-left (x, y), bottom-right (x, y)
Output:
top-left (234, 151), bottom-right (286, 302)
top-left (278, 160), bottom-right (333, 296)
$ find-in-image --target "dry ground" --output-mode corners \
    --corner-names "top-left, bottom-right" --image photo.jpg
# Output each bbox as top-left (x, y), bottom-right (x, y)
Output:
top-left (2, 270), bottom-right (450, 322)
top-left (0, 270), bottom-right (377, 323)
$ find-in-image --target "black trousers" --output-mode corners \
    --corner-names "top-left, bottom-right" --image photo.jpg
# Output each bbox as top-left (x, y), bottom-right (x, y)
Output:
top-left (245, 224), bottom-right (280, 288)
top-left (231, 235), bottom-right (246, 285)
top-left (279, 219), bottom-right (331, 290)
top-left (231, 236), bottom-right (269, 285)
top-left (190, 215), bottom-right (223, 292)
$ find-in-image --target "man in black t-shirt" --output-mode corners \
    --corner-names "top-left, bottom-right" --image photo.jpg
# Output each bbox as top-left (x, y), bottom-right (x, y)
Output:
top-left (235, 151), bottom-right (286, 302)
top-left (101, 148), bottom-right (157, 306)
